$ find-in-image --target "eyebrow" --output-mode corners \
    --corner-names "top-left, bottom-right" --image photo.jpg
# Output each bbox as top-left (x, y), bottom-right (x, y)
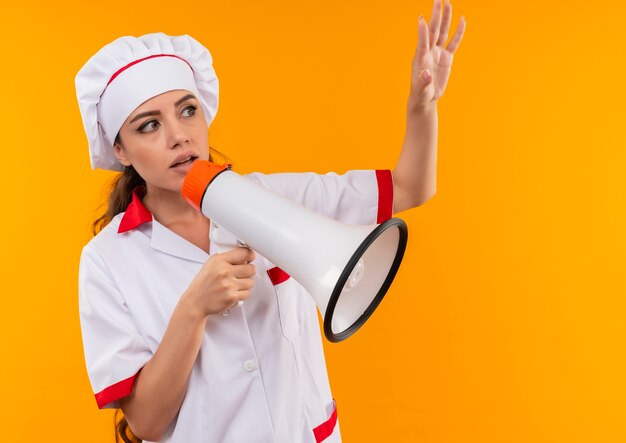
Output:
top-left (129, 94), bottom-right (197, 124)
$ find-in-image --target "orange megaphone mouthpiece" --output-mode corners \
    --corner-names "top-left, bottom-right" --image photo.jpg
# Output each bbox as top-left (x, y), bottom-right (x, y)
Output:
top-left (182, 160), bottom-right (232, 210)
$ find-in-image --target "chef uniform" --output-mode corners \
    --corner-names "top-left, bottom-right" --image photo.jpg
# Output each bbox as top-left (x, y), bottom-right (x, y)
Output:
top-left (76, 33), bottom-right (394, 443)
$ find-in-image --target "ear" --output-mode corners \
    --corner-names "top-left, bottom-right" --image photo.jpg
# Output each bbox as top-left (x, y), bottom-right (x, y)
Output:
top-left (113, 142), bottom-right (132, 167)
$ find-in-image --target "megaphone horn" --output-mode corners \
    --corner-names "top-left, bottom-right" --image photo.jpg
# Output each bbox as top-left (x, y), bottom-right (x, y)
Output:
top-left (182, 161), bottom-right (408, 342)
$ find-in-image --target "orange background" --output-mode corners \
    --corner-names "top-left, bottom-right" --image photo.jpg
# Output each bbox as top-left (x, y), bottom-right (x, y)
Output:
top-left (1, 0), bottom-right (625, 441)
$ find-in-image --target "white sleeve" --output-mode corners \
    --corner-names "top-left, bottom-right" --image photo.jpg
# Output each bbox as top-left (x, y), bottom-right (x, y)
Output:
top-left (244, 169), bottom-right (395, 225)
top-left (78, 244), bottom-right (153, 409)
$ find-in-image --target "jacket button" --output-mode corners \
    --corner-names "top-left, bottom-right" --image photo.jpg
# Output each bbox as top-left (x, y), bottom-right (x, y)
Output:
top-left (242, 359), bottom-right (257, 372)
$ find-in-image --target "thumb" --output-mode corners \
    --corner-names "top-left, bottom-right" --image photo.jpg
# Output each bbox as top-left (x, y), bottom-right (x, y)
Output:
top-left (220, 247), bottom-right (256, 265)
top-left (423, 68), bottom-right (432, 84)
top-left (411, 67), bottom-right (432, 99)
top-left (418, 68), bottom-right (432, 87)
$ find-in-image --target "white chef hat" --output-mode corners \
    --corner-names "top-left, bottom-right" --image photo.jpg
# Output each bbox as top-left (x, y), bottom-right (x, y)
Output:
top-left (75, 32), bottom-right (219, 171)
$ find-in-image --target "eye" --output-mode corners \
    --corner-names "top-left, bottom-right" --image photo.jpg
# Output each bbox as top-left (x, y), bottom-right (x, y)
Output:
top-left (181, 105), bottom-right (197, 118)
top-left (138, 120), bottom-right (160, 133)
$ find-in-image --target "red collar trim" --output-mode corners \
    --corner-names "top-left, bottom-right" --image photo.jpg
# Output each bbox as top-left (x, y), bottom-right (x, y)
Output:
top-left (118, 186), bottom-right (152, 234)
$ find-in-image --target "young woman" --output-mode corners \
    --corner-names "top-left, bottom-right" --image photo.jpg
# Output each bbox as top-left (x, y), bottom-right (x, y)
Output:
top-left (75, 3), bottom-right (465, 442)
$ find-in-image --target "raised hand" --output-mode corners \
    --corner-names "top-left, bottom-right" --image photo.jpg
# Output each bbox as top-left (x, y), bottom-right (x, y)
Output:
top-left (409, 0), bottom-right (466, 107)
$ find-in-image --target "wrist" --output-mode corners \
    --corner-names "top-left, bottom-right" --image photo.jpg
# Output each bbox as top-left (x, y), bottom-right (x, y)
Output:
top-left (407, 98), bottom-right (437, 115)
top-left (178, 290), bottom-right (209, 323)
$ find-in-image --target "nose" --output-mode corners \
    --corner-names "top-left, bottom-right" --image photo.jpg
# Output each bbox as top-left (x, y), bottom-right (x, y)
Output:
top-left (166, 118), bottom-right (190, 149)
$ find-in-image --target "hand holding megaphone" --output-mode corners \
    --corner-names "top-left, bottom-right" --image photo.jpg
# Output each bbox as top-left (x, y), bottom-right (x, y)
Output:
top-left (208, 220), bottom-right (252, 314)
top-left (182, 161), bottom-right (408, 342)
top-left (183, 245), bottom-right (256, 318)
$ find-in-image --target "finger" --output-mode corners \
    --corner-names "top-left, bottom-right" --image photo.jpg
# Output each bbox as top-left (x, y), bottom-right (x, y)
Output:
top-left (220, 247), bottom-right (256, 265)
top-left (445, 16), bottom-right (466, 54)
top-left (235, 277), bottom-right (255, 291)
top-left (246, 248), bottom-right (256, 263)
top-left (416, 15), bottom-right (430, 59)
top-left (429, 0), bottom-right (443, 50)
top-left (236, 289), bottom-right (251, 300)
top-left (436, 0), bottom-right (452, 47)
top-left (231, 263), bottom-right (257, 279)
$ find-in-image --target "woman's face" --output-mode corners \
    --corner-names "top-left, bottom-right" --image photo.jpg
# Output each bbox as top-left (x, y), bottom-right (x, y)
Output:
top-left (113, 89), bottom-right (209, 193)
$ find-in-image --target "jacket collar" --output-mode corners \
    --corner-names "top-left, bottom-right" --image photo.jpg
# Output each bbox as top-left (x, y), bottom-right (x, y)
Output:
top-left (118, 186), bottom-right (152, 233)
top-left (117, 186), bottom-right (209, 263)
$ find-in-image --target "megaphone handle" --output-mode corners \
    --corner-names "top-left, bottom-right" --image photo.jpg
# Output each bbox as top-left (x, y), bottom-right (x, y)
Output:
top-left (211, 221), bottom-right (248, 248)
top-left (236, 247), bottom-right (251, 308)
top-left (211, 222), bottom-right (250, 314)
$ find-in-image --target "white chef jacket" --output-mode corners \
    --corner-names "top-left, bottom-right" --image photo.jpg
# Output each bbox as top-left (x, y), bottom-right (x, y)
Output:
top-left (78, 169), bottom-right (394, 443)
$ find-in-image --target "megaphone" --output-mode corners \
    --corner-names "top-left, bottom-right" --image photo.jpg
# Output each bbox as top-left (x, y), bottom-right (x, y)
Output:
top-left (182, 161), bottom-right (408, 342)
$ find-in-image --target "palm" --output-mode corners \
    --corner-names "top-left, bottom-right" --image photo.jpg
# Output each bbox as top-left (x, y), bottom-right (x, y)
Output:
top-left (410, 0), bottom-right (466, 106)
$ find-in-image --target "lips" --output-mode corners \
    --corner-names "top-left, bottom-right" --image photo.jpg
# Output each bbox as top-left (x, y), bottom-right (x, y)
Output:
top-left (170, 152), bottom-right (198, 168)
